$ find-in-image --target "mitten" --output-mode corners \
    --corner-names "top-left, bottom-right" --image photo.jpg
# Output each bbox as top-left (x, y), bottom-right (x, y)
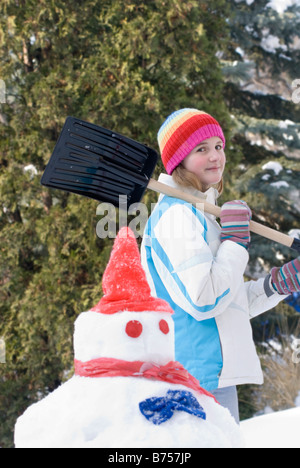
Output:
top-left (220, 200), bottom-right (252, 250)
top-left (270, 258), bottom-right (300, 295)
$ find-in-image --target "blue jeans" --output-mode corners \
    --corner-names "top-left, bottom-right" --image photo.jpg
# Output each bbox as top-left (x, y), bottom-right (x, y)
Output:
top-left (210, 386), bottom-right (240, 424)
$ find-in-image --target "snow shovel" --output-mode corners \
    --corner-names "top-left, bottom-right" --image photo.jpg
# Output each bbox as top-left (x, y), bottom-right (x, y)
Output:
top-left (41, 117), bottom-right (300, 254)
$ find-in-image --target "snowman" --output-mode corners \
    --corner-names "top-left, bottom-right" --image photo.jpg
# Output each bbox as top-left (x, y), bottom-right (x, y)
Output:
top-left (14, 228), bottom-right (244, 448)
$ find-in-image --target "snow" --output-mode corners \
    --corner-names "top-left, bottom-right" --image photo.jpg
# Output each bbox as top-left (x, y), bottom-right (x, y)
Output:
top-left (234, 0), bottom-right (255, 4)
top-left (259, 2), bottom-right (300, 52)
top-left (279, 120), bottom-right (296, 129)
top-left (262, 161), bottom-right (283, 175)
top-left (289, 229), bottom-right (300, 239)
top-left (24, 164), bottom-right (38, 179)
top-left (74, 311), bottom-right (175, 365)
top-left (241, 407), bottom-right (300, 448)
top-left (14, 376), bottom-right (244, 448)
top-left (267, 0), bottom-right (300, 14)
top-left (270, 181), bottom-right (289, 189)
top-left (235, 47), bottom-right (245, 57)
top-left (261, 33), bottom-right (287, 53)
top-left (235, 0), bottom-right (300, 13)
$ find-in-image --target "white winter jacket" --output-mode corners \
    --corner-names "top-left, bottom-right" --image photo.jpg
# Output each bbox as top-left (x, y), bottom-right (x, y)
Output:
top-left (141, 174), bottom-right (285, 391)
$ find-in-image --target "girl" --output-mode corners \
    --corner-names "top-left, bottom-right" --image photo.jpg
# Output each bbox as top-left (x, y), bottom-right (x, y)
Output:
top-left (141, 109), bottom-right (300, 424)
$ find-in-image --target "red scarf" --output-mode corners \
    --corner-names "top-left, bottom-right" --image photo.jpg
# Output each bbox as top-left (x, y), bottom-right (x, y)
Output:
top-left (74, 357), bottom-right (218, 404)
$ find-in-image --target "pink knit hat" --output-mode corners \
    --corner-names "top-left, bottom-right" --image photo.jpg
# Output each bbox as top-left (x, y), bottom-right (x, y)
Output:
top-left (157, 109), bottom-right (226, 175)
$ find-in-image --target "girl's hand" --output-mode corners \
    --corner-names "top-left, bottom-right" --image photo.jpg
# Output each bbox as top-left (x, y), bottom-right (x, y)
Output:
top-left (270, 258), bottom-right (300, 295)
top-left (220, 200), bottom-right (252, 251)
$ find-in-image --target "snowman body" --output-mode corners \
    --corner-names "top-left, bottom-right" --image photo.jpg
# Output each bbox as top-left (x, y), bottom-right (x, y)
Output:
top-left (15, 310), bottom-right (243, 448)
top-left (14, 375), bottom-right (243, 448)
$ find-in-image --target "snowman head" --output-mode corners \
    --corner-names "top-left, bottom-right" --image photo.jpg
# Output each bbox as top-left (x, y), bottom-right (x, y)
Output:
top-left (74, 228), bottom-right (175, 366)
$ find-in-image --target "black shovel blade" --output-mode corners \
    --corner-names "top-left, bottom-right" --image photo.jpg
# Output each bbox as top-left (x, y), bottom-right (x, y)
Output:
top-left (41, 117), bottom-right (158, 209)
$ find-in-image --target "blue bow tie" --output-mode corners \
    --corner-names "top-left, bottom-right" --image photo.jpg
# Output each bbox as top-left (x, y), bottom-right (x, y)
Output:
top-left (139, 390), bottom-right (206, 426)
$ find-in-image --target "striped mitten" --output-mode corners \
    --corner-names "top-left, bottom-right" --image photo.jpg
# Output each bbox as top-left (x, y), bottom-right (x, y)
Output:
top-left (270, 258), bottom-right (300, 295)
top-left (220, 200), bottom-right (252, 251)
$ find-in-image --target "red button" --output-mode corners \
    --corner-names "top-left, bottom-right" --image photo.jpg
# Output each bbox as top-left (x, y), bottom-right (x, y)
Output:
top-left (125, 320), bottom-right (143, 338)
top-left (159, 319), bottom-right (170, 335)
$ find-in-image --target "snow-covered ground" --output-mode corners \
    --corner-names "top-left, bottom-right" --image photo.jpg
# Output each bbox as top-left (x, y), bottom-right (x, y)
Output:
top-left (241, 407), bottom-right (300, 448)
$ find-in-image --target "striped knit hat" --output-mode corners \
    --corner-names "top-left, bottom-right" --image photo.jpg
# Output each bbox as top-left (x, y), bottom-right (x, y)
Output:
top-left (157, 109), bottom-right (226, 175)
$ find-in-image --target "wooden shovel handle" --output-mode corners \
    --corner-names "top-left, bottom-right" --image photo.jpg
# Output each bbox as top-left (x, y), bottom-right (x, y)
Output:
top-left (148, 179), bottom-right (294, 249)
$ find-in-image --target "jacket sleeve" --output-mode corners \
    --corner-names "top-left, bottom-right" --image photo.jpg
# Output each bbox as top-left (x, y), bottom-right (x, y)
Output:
top-left (150, 201), bottom-right (249, 321)
top-left (244, 278), bottom-right (288, 319)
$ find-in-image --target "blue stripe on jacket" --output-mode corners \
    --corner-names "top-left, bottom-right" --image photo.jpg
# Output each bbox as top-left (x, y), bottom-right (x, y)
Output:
top-left (143, 196), bottom-right (224, 391)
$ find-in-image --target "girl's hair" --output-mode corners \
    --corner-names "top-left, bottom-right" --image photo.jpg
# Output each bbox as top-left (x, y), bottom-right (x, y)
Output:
top-left (172, 163), bottom-right (223, 195)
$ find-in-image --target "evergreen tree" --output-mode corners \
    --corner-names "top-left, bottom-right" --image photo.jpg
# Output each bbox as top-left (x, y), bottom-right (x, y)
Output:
top-left (0, 0), bottom-right (232, 447)
top-left (222, 0), bottom-right (300, 272)
top-left (220, 0), bottom-right (300, 418)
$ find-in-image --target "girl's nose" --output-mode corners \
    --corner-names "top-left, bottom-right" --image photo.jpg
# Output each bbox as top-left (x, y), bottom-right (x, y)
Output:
top-left (209, 150), bottom-right (220, 161)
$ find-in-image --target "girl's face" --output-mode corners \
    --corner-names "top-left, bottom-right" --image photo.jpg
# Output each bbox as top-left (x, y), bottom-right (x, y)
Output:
top-left (182, 136), bottom-right (226, 191)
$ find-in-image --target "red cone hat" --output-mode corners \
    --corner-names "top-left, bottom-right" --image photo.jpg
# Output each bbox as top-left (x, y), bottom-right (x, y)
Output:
top-left (91, 227), bottom-right (173, 315)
